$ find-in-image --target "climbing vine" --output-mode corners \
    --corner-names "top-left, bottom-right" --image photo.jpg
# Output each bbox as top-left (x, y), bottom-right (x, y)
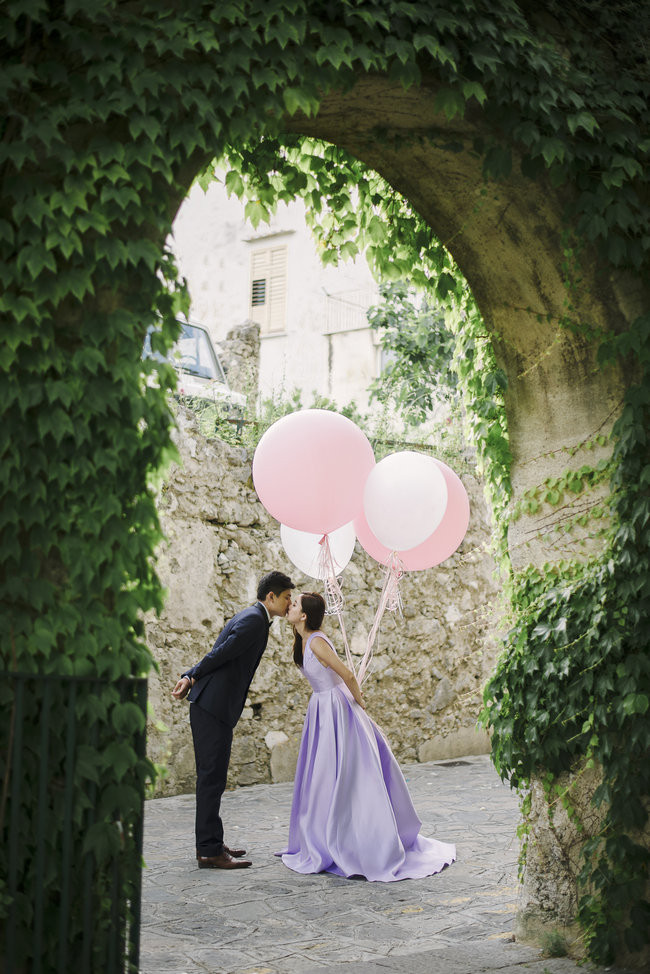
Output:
top-left (1, 0), bottom-right (649, 966)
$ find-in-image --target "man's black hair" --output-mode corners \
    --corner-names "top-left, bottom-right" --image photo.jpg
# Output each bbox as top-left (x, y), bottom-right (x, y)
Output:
top-left (257, 571), bottom-right (294, 601)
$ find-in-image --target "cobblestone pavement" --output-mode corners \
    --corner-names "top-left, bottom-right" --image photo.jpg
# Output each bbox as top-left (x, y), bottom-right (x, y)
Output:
top-left (141, 755), bottom-right (634, 974)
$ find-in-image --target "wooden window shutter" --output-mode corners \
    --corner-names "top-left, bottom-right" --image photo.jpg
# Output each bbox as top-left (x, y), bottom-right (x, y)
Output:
top-left (268, 246), bottom-right (287, 333)
top-left (249, 245), bottom-right (287, 334)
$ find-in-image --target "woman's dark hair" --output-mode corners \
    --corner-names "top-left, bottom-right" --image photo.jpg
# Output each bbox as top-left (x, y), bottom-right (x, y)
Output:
top-left (293, 592), bottom-right (326, 667)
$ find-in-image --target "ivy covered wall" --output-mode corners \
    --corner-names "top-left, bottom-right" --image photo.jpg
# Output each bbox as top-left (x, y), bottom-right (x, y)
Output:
top-left (1, 0), bottom-right (648, 967)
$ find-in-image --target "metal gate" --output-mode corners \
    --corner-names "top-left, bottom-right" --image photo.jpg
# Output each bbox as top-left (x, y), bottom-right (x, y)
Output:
top-left (0, 673), bottom-right (148, 973)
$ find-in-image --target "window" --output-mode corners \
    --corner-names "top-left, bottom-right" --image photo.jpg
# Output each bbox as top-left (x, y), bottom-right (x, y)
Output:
top-left (251, 279), bottom-right (266, 306)
top-left (249, 245), bottom-right (287, 333)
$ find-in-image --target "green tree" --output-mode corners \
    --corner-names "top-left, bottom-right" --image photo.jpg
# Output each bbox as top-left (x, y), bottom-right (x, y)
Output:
top-left (368, 282), bottom-right (459, 426)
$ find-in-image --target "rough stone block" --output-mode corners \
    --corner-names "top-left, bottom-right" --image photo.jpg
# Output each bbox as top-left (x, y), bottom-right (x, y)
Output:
top-left (270, 739), bottom-right (299, 783)
top-left (430, 676), bottom-right (456, 712)
top-left (265, 730), bottom-right (289, 749)
top-left (418, 727), bottom-right (491, 763)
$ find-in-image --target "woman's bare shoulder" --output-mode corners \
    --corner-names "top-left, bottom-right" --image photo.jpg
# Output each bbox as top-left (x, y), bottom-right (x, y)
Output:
top-left (310, 632), bottom-right (333, 650)
top-left (309, 633), bottom-right (335, 659)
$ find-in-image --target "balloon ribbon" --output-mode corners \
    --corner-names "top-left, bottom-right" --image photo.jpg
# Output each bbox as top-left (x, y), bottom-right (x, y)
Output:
top-left (357, 552), bottom-right (404, 686)
top-left (318, 534), bottom-right (355, 671)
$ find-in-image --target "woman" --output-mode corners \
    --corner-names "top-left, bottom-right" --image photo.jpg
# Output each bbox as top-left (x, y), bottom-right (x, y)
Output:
top-left (277, 592), bottom-right (456, 882)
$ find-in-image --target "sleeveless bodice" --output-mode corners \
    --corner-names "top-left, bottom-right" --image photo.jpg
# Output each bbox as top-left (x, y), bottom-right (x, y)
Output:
top-left (301, 632), bottom-right (346, 693)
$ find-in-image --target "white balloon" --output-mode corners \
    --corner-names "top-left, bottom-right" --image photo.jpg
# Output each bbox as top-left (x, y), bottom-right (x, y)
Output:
top-left (363, 451), bottom-right (448, 552)
top-left (281, 521), bottom-right (356, 579)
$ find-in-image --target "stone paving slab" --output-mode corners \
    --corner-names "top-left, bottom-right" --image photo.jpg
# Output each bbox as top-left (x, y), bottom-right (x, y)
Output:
top-left (141, 755), bottom-right (635, 974)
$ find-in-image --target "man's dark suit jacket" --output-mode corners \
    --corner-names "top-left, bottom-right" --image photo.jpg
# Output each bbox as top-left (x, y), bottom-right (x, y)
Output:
top-left (183, 603), bottom-right (271, 728)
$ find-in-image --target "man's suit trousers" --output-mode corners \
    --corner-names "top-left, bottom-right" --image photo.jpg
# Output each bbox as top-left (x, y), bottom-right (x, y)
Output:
top-left (190, 702), bottom-right (233, 856)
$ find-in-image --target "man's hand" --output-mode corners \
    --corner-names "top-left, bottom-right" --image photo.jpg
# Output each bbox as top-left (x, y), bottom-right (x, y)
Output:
top-left (172, 676), bottom-right (192, 700)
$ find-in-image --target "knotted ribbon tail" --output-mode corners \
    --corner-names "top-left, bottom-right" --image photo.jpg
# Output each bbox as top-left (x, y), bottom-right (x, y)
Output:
top-left (385, 552), bottom-right (405, 615)
top-left (318, 534), bottom-right (345, 616)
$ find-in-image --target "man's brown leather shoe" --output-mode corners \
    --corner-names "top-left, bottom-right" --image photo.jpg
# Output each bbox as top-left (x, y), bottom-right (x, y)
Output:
top-left (196, 845), bottom-right (248, 859)
top-left (197, 850), bottom-right (251, 869)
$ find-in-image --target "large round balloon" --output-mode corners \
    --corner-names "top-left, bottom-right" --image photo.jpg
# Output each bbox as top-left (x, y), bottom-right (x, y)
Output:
top-left (356, 458), bottom-right (469, 569)
top-left (363, 451), bottom-right (448, 552)
top-left (281, 522), bottom-right (356, 579)
top-left (252, 409), bottom-right (375, 534)
top-left (354, 510), bottom-right (392, 566)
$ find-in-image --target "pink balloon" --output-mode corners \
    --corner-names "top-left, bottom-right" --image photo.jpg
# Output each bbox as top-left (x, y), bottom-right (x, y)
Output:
top-left (354, 508), bottom-right (392, 565)
top-left (252, 409), bottom-right (375, 534)
top-left (355, 458), bottom-right (470, 570)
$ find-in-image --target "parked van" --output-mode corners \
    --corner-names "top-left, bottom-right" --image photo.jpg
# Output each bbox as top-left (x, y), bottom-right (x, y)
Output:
top-left (143, 319), bottom-right (246, 418)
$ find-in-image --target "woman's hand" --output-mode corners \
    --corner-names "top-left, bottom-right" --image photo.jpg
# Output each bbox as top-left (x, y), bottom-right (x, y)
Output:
top-left (310, 635), bottom-right (366, 709)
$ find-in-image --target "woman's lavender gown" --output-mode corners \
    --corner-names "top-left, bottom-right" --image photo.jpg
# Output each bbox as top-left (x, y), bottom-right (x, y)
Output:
top-left (277, 632), bottom-right (456, 882)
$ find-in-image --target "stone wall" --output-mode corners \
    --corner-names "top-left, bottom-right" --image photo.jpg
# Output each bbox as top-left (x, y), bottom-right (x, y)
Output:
top-left (217, 320), bottom-right (260, 398)
top-left (144, 403), bottom-right (501, 797)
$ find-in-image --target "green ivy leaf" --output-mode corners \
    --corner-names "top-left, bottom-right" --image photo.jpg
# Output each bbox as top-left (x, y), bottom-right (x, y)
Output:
top-left (462, 80), bottom-right (487, 105)
top-left (282, 87), bottom-right (320, 117)
top-left (623, 693), bottom-right (649, 715)
top-left (413, 34), bottom-right (457, 70)
top-left (567, 111), bottom-right (599, 136)
top-left (540, 138), bottom-right (566, 166)
top-left (225, 169), bottom-right (245, 198)
top-left (433, 87), bottom-right (465, 120)
top-left (385, 36), bottom-right (414, 65)
top-left (244, 199), bottom-right (270, 229)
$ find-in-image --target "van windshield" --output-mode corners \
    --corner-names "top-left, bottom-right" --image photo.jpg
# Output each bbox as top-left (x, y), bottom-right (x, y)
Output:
top-left (144, 322), bottom-right (227, 384)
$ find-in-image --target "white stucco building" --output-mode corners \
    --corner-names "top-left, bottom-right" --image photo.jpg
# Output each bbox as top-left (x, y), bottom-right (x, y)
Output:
top-left (170, 178), bottom-right (382, 410)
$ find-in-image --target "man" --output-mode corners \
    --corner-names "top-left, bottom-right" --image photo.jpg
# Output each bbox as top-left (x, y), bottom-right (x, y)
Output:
top-left (172, 570), bottom-right (294, 869)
